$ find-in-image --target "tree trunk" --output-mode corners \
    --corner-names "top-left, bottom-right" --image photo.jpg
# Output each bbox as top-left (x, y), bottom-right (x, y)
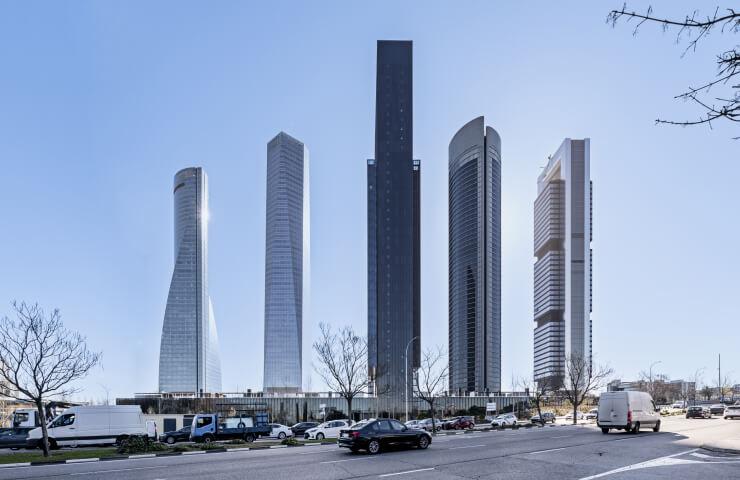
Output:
top-left (572, 401), bottom-right (578, 425)
top-left (430, 403), bottom-right (436, 434)
top-left (35, 400), bottom-right (50, 457)
top-left (347, 397), bottom-right (353, 424)
top-left (535, 396), bottom-right (543, 426)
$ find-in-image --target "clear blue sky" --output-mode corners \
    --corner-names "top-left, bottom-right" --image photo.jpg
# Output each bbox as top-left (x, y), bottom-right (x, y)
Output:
top-left (1, 1), bottom-right (737, 402)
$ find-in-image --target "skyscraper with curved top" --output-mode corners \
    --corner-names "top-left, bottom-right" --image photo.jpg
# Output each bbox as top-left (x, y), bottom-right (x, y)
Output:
top-left (158, 167), bottom-right (222, 394)
top-left (263, 132), bottom-right (309, 394)
top-left (448, 116), bottom-right (501, 394)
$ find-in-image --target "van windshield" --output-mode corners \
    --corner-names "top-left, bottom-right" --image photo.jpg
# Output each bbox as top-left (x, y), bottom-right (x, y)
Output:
top-left (49, 414), bottom-right (75, 428)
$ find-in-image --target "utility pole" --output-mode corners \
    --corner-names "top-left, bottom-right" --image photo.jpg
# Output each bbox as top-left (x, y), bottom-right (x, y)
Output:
top-left (718, 354), bottom-right (722, 402)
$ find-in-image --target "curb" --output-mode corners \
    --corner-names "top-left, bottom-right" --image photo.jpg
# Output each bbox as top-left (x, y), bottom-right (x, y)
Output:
top-left (0, 440), bottom-right (339, 469)
top-left (700, 444), bottom-right (740, 455)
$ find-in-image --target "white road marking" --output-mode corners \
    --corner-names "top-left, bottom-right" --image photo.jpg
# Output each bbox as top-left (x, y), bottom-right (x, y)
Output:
top-left (70, 465), bottom-right (167, 476)
top-left (551, 435), bottom-right (573, 439)
top-left (527, 447), bottom-right (566, 455)
top-left (320, 457), bottom-right (378, 464)
top-left (449, 444), bottom-right (486, 450)
top-left (577, 449), bottom-right (697, 479)
top-left (66, 458), bottom-right (100, 463)
top-left (379, 467), bottom-right (435, 477)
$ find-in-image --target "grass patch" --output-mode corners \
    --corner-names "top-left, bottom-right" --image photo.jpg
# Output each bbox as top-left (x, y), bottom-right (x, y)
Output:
top-left (0, 448), bottom-right (119, 464)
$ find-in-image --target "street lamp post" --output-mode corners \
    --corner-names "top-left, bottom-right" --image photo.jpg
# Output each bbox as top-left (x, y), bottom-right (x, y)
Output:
top-left (405, 336), bottom-right (419, 423)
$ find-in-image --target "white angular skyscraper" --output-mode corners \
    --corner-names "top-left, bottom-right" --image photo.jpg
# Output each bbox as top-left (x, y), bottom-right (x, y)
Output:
top-left (533, 139), bottom-right (592, 386)
top-left (263, 132), bottom-right (309, 394)
top-left (159, 167), bottom-right (222, 394)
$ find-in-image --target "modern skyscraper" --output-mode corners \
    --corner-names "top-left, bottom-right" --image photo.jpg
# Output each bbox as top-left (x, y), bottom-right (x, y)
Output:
top-left (448, 117), bottom-right (502, 394)
top-left (263, 132), bottom-right (309, 394)
top-left (367, 40), bottom-right (420, 415)
top-left (533, 139), bottom-right (592, 386)
top-left (159, 167), bottom-right (222, 394)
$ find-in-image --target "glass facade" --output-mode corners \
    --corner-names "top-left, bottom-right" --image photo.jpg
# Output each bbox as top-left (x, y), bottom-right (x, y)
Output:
top-left (448, 117), bottom-right (501, 394)
top-left (263, 132), bottom-right (308, 394)
top-left (159, 167), bottom-right (222, 394)
top-left (367, 40), bottom-right (420, 415)
top-left (533, 139), bottom-right (592, 386)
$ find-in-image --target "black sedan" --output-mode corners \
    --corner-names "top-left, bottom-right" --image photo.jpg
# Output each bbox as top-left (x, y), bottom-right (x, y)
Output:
top-left (291, 422), bottom-right (319, 437)
top-left (338, 419), bottom-right (431, 454)
top-left (686, 406), bottom-right (711, 419)
top-left (0, 427), bottom-right (33, 449)
top-left (159, 425), bottom-right (191, 444)
top-left (531, 412), bottom-right (556, 425)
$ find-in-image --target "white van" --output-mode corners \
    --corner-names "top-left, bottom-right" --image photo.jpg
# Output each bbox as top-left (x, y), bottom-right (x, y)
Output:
top-left (27, 405), bottom-right (154, 449)
top-left (597, 391), bottom-right (661, 434)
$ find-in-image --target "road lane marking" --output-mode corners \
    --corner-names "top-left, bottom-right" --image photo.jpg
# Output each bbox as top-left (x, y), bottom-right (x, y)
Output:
top-left (321, 457), bottom-right (378, 464)
top-left (527, 447), bottom-right (566, 454)
top-left (379, 468), bottom-right (435, 477)
top-left (70, 466), bottom-right (167, 476)
top-left (577, 449), bottom-right (697, 479)
top-left (449, 444), bottom-right (486, 450)
top-left (551, 435), bottom-right (573, 439)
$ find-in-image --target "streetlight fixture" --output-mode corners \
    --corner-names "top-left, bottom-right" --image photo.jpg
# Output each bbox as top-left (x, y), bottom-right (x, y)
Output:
top-left (405, 336), bottom-right (419, 423)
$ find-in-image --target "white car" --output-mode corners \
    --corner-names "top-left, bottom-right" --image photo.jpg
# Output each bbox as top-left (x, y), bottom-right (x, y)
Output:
top-left (405, 420), bottom-right (424, 430)
top-left (585, 408), bottom-right (599, 420)
top-left (267, 423), bottom-right (294, 439)
top-left (565, 411), bottom-right (585, 421)
top-left (491, 413), bottom-right (517, 427)
top-left (724, 405), bottom-right (740, 420)
top-left (303, 420), bottom-right (350, 440)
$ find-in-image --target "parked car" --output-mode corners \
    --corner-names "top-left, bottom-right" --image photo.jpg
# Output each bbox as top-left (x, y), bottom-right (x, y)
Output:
top-left (304, 420), bottom-right (350, 440)
top-left (0, 427), bottom-right (33, 450)
top-left (26, 405), bottom-right (156, 449)
top-left (405, 420), bottom-right (423, 430)
top-left (530, 412), bottom-right (556, 425)
top-left (159, 425), bottom-right (191, 444)
top-left (597, 391), bottom-right (661, 434)
top-left (491, 413), bottom-right (517, 427)
top-left (709, 404), bottom-right (726, 416)
top-left (565, 411), bottom-right (585, 421)
top-left (267, 423), bottom-right (294, 439)
top-left (190, 412), bottom-right (271, 443)
top-left (337, 418), bottom-right (431, 454)
top-left (585, 408), bottom-right (599, 420)
top-left (724, 405), bottom-right (740, 420)
top-left (417, 418), bottom-right (444, 432)
top-left (291, 422), bottom-right (319, 437)
top-left (445, 416), bottom-right (475, 430)
top-left (686, 406), bottom-right (711, 419)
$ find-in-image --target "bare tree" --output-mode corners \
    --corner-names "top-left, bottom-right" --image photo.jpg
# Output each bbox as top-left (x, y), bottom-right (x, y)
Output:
top-left (413, 346), bottom-right (447, 433)
top-left (519, 376), bottom-right (556, 425)
top-left (0, 302), bottom-right (100, 457)
top-left (608, 4), bottom-right (740, 135)
top-left (716, 373), bottom-right (734, 402)
top-left (561, 354), bottom-right (614, 425)
top-left (701, 385), bottom-right (713, 401)
top-left (313, 323), bottom-right (369, 423)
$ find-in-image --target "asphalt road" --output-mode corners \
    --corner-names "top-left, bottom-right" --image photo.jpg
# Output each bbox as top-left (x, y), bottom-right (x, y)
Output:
top-left (2, 417), bottom-right (738, 480)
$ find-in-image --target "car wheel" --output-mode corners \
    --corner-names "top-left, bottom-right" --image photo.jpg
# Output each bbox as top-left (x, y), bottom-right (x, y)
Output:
top-left (417, 436), bottom-right (430, 449)
top-left (316, 433), bottom-right (325, 440)
top-left (632, 423), bottom-right (640, 434)
top-left (601, 428), bottom-right (609, 434)
top-left (47, 438), bottom-right (58, 450)
top-left (166, 436), bottom-right (175, 445)
top-left (278, 432), bottom-right (286, 440)
top-left (653, 421), bottom-right (660, 432)
top-left (244, 433), bottom-right (256, 443)
top-left (368, 439), bottom-right (381, 454)
top-left (203, 434), bottom-right (213, 444)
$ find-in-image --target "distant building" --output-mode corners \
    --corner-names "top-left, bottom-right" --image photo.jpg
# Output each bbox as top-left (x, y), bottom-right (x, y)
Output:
top-left (263, 132), bottom-right (310, 394)
top-left (367, 40), bottom-right (420, 415)
top-left (159, 167), bottom-right (222, 394)
top-left (448, 117), bottom-right (502, 394)
top-left (533, 139), bottom-right (592, 386)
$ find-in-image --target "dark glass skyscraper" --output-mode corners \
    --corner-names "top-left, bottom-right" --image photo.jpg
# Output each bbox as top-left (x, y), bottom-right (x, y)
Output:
top-left (448, 117), bottom-right (501, 394)
top-left (367, 40), bottom-right (420, 415)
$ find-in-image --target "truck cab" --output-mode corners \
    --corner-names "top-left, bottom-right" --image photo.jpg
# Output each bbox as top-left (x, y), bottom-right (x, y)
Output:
top-left (12, 409), bottom-right (41, 428)
top-left (190, 412), bottom-right (270, 443)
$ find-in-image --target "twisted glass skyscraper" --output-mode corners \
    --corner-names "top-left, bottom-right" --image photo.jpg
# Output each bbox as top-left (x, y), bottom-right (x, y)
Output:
top-left (158, 167), bottom-right (222, 394)
top-left (263, 132), bottom-right (309, 394)
top-left (448, 117), bottom-right (501, 394)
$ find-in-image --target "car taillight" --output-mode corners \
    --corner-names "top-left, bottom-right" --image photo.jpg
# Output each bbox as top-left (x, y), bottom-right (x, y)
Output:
top-left (351, 431), bottom-right (360, 438)
top-left (627, 410), bottom-right (632, 423)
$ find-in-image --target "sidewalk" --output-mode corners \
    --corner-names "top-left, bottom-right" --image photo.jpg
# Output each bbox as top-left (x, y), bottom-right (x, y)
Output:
top-left (701, 431), bottom-right (740, 454)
